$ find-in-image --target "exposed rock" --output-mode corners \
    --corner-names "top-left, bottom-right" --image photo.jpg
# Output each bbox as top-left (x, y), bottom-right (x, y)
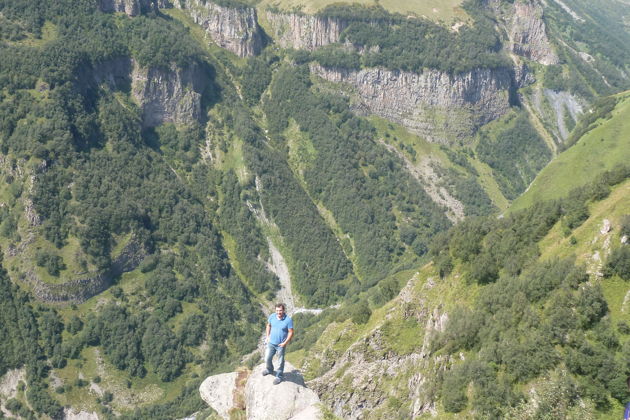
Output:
top-left (379, 141), bottom-right (464, 222)
top-left (200, 372), bottom-right (240, 419)
top-left (29, 239), bottom-right (146, 303)
top-left (98, 0), bottom-right (167, 16)
top-left (600, 219), bottom-right (612, 235)
top-left (64, 409), bottom-right (100, 420)
top-left (174, 0), bottom-right (263, 57)
top-left (544, 89), bottom-right (583, 141)
top-left (308, 275), bottom-right (450, 419)
top-left (508, 0), bottom-right (558, 65)
top-left (312, 64), bottom-right (512, 144)
top-left (266, 11), bottom-right (348, 50)
top-left (622, 235), bottom-right (628, 245)
top-left (246, 363), bottom-right (321, 420)
top-left (131, 60), bottom-right (210, 127)
top-left (199, 362), bottom-right (321, 420)
top-left (91, 56), bottom-right (133, 91)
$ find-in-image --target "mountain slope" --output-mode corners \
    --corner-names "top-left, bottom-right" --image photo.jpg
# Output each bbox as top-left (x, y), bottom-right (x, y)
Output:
top-left (512, 92), bottom-right (630, 211)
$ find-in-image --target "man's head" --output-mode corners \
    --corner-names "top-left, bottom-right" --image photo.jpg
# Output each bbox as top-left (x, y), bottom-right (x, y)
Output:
top-left (275, 303), bottom-right (286, 318)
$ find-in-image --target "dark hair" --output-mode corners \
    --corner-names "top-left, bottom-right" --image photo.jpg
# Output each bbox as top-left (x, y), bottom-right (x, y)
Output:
top-left (627, 376), bottom-right (630, 388)
top-left (275, 303), bottom-right (286, 310)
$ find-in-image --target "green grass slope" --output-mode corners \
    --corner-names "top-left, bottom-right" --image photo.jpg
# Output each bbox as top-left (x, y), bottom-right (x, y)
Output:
top-left (257, 0), bottom-right (467, 21)
top-left (511, 92), bottom-right (630, 212)
top-left (289, 171), bottom-right (630, 419)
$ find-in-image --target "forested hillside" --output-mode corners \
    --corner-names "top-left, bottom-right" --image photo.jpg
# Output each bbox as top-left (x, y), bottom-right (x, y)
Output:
top-left (1, 0), bottom-right (629, 417)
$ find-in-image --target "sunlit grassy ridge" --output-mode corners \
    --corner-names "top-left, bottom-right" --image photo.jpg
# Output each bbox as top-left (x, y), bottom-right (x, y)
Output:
top-left (257, 0), bottom-right (467, 22)
top-left (511, 92), bottom-right (630, 212)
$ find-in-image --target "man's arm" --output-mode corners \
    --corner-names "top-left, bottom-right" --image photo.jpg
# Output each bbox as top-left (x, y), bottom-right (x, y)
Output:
top-left (279, 328), bottom-right (293, 347)
top-left (266, 322), bottom-right (271, 342)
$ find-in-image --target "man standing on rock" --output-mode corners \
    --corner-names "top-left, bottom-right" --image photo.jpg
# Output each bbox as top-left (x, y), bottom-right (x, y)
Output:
top-left (263, 303), bottom-right (293, 385)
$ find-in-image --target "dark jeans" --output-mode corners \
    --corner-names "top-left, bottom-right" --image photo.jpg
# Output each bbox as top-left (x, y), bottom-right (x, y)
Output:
top-left (265, 343), bottom-right (285, 378)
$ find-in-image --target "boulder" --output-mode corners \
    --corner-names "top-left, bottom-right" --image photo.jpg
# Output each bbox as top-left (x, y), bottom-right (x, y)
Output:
top-left (199, 362), bottom-right (322, 420)
top-left (245, 363), bottom-right (320, 420)
top-left (199, 372), bottom-right (239, 419)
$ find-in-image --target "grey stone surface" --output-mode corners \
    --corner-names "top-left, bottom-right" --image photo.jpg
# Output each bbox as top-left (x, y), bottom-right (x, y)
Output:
top-left (199, 372), bottom-right (239, 419)
top-left (174, 0), bottom-right (263, 57)
top-left (131, 60), bottom-right (209, 127)
top-left (311, 64), bottom-right (512, 145)
top-left (245, 363), bottom-right (320, 420)
top-left (266, 12), bottom-right (348, 51)
top-left (199, 362), bottom-right (321, 420)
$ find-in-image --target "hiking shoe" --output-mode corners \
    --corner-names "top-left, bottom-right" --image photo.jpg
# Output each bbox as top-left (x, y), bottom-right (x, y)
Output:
top-left (273, 377), bottom-right (282, 385)
top-left (262, 369), bottom-right (272, 376)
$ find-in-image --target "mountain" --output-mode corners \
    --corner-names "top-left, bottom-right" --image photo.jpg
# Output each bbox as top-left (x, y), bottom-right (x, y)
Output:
top-left (0, 0), bottom-right (629, 418)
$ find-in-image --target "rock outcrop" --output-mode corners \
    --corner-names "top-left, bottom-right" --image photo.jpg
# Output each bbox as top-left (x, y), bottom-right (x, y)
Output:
top-left (27, 239), bottom-right (146, 303)
top-left (307, 276), bottom-right (450, 419)
top-left (174, 0), bottom-right (263, 57)
top-left (200, 362), bottom-right (321, 420)
top-left (507, 0), bottom-right (558, 65)
top-left (311, 64), bottom-right (512, 144)
top-left (131, 60), bottom-right (209, 127)
top-left (98, 0), bottom-right (168, 16)
top-left (265, 11), bottom-right (348, 50)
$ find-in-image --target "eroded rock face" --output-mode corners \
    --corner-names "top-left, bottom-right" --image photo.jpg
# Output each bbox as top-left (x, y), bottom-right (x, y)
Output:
top-left (508, 1), bottom-right (558, 65)
top-left (311, 64), bottom-right (512, 144)
top-left (266, 11), bottom-right (348, 50)
top-left (131, 60), bottom-right (209, 127)
top-left (199, 362), bottom-right (321, 420)
top-left (98, 0), bottom-right (167, 16)
top-left (174, 0), bottom-right (263, 57)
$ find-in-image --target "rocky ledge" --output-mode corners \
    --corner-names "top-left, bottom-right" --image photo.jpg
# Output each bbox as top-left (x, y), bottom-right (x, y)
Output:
top-left (200, 362), bottom-right (321, 419)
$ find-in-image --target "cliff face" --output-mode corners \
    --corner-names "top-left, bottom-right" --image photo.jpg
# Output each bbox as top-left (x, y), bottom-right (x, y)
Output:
top-left (98, 0), bottom-right (167, 16)
top-left (131, 60), bottom-right (209, 127)
top-left (504, 0), bottom-right (558, 65)
top-left (266, 11), bottom-right (348, 50)
top-left (312, 64), bottom-right (512, 144)
top-left (174, 0), bottom-right (263, 57)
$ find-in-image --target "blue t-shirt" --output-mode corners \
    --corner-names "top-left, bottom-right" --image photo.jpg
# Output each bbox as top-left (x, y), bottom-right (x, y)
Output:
top-left (625, 402), bottom-right (630, 420)
top-left (268, 313), bottom-right (293, 345)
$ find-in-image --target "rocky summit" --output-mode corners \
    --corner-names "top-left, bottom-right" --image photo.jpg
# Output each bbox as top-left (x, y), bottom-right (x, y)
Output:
top-left (200, 362), bottom-right (321, 419)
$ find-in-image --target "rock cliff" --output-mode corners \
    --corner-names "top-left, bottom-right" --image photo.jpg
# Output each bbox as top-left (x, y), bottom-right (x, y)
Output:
top-left (265, 11), bottom-right (348, 50)
top-left (131, 60), bottom-right (209, 127)
top-left (174, 0), bottom-right (263, 57)
top-left (486, 0), bottom-right (558, 65)
top-left (98, 0), bottom-right (168, 16)
top-left (199, 362), bottom-right (321, 419)
top-left (311, 64), bottom-right (512, 144)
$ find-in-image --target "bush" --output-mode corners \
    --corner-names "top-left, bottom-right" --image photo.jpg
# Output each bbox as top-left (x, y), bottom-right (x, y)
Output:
top-left (604, 247), bottom-right (630, 280)
top-left (351, 301), bottom-right (372, 325)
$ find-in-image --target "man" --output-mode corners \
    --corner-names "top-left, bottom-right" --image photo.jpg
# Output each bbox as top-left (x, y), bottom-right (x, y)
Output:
top-left (263, 303), bottom-right (293, 385)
